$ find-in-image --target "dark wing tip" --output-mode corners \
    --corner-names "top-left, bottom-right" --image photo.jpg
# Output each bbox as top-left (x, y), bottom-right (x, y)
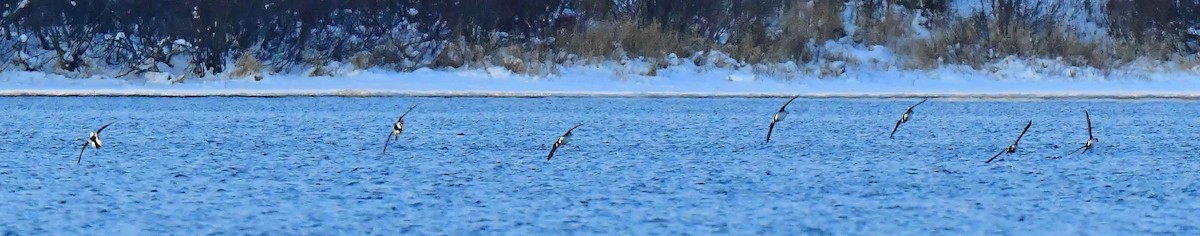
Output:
top-left (76, 142), bottom-right (88, 164)
top-left (765, 121), bottom-right (776, 143)
top-left (1085, 111), bottom-right (1092, 125)
top-left (779, 95), bottom-right (799, 110)
top-left (96, 121), bottom-right (116, 133)
top-left (912, 98), bottom-right (929, 108)
top-left (1013, 120), bottom-right (1033, 143)
top-left (565, 124), bottom-right (584, 135)
top-left (398, 105), bottom-right (419, 120)
top-left (547, 145), bottom-right (559, 160)
top-left (382, 132), bottom-right (393, 154)
top-left (985, 150), bottom-right (1004, 163)
top-left (890, 119), bottom-right (902, 138)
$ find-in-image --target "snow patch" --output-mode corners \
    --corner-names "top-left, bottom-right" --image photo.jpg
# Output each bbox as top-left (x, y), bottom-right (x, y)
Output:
top-left (143, 72), bottom-right (173, 85)
top-left (485, 67), bottom-right (514, 78)
top-left (1, 53), bottom-right (1199, 98)
top-left (173, 39), bottom-right (192, 48)
top-left (725, 70), bottom-right (756, 82)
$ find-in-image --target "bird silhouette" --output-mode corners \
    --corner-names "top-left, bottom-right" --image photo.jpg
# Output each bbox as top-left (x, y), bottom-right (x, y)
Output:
top-left (77, 122), bottom-right (115, 164)
top-left (890, 98), bottom-right (929, 139)
top-left (765, 95), bottom-right (799, 143)
top-left (986, 120), bottom-right (1032, 163)
top-left (382, 105), bottom-right (418, 154)
top-left (547, 124), bottom-right (583, 160)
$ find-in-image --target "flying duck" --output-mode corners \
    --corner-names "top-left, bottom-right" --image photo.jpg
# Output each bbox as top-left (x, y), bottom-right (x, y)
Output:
top-left (890, 98), bottom-right (929, 138)
top-left (77, 122), bottom-right (115, 164)
top-left (1072, 111), bottom-right (1098, 154)
top-left (547, 124), bottom-right (583, 160)
top-left (765, 95), bottom-right (799, 143)
top-left (986, 120), bottom-right (1032, 163)
top-left (382, 105), bottom-right (418, 154)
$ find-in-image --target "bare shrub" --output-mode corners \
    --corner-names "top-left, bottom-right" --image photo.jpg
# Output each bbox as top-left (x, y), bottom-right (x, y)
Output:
top-left (433, 38), bottom-right (469, 68)
top-left (301, 49), bottom-right (332, 77)
top-left (1038, 24), bottom-right (1105, 67)
top-left (349, 51), bottom-right (371, 70)
top-left (496, 45), bottom-right (528, 75)
top-left (903, 1), bottom-right (1106, 69)
top-left (854, 0), bottom-right (912, 46)
top-left (433, 33), bottom-right (506, 69)
top-left (556, 18), bottom-right (700, 60)
top-left (307, 64), bottom-right (332, 77)
top-left (1107, 34), bottom-right (1182, 63)
top-left (230, 52), bottom-right (262, 78)
top-left (1105, 0), bottom-right (1196, 45)
top-left (757, 1), bottom-right (845, 63)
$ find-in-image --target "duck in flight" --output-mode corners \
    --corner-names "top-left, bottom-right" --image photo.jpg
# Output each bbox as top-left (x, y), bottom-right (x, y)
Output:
top-left (382, 105), bottom-right (418, 154)
top-left (986, 120), bottom-right (1032, 163)
top-left (765, 95), bottom-right (799, 143)
top-left (77, 122), bottom-right (115, 164)
top-left (890, 98), bottom-right (929, 139)
top-left (1070, 111), bottom-right (1098, 154)
top-left (547, 124), bottom-right (583, 160)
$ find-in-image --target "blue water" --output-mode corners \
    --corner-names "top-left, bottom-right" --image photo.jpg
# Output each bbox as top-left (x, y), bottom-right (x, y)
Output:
top-left (1, 97), bottom-right (1198, 234)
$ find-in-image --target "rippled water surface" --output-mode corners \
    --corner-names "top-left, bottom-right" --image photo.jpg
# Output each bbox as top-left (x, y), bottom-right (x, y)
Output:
top-left (1, 97), bottom-right (1198, 234)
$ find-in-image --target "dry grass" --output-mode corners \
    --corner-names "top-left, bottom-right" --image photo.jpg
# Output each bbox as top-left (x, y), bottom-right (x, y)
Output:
top-left (349, 51), bottom-right (371, 70)
top-left (854, 0), bottom-right (912, 46)
top-left (1038, 24), bottom-right (1106, 66)
top-left (299, 49), bottom-right (333, 77)
top-left (904, 8), bottom-right (1106, 69)
top-left (858, 0), bottom-right (1191, 69)
top-left (1107, 34), bottom-right (1181, 63)
top-left (555, 18), bottom-right (701, 60)
top-left (394, 0), bottom-right (1194, 73)
top-left (434, 33), bottom-right (504, 69)
top-left (433, 38), bottom-right (470, 68)
top-left (230, 52), bottom-right (263, 78)
top-left (555, 2), bottom-right (846, 64)
top-left (172, 74), bottom-right (187, 84)
top-left (748, 1), bottom-right (845, 63)
top-left (430, 32), bottom-right (562, 76)
top-left (307, 64), bottom-right (331, 77)
top-left (498, 43), bottom-right (560, 77)
top-left (1103, 0), bottom-right (1190, 63)
top-left (364, 43), bottom-right (400, 68)
top-left (496, 45), bottom-right (528, 74)
top-left (644, 58), bottom-right (668, 76)
top-left (437, 19), bottom-right (694, 76)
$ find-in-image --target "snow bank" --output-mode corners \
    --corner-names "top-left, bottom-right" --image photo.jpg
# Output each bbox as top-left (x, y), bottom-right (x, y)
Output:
top-left (2, 56), bottom-right (1199, 98)
top-left (0, 62), bottom-right (1195, 98)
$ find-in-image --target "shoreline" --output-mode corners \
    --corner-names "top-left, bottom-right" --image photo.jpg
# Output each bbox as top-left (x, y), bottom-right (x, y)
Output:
top-left (2, 90), bottom-right (1199, 99)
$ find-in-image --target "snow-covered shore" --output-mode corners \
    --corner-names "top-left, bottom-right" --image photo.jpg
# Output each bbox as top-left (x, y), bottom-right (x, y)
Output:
top-left (4, 57), bottom-right (1200, 98)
